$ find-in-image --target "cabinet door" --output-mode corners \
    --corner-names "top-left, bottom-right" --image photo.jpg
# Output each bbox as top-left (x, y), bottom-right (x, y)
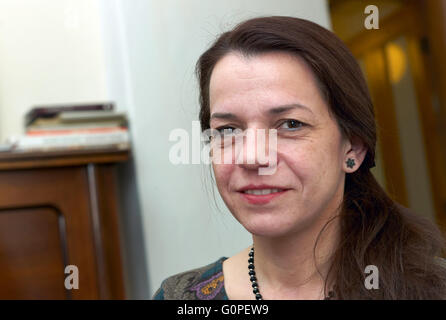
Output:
top-left (0, 207), bottom-right (68, 299)
top-left (0, 167), bottom-right (100, 299)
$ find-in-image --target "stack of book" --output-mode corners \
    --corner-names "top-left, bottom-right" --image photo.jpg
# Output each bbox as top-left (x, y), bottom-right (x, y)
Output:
top-left (15, 102), bottom-right (130, 151)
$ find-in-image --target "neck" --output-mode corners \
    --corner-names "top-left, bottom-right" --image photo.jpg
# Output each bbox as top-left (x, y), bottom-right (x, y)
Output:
top-left (252, 207), bottom-right (340, 299)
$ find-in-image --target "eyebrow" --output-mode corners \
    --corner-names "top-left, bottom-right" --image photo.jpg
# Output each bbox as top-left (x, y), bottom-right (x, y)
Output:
top-left (210, 103), bottom-right (313, 120)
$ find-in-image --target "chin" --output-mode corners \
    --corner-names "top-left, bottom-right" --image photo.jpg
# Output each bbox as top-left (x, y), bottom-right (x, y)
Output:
top-left (246, 226), bottom-right (295, 239)
top-left (234, 208), bottom-right (316, 239)
top-left (241, 217), bottom-right (297, 238)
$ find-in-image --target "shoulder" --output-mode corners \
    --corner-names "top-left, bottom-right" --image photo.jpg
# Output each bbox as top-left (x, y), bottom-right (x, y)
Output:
top-left (152, 257), bottom-right (228, 300)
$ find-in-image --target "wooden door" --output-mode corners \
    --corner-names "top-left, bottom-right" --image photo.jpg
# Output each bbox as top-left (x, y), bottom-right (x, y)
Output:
top-left (0, 167), bottom-right (100, 299)
top-left (345, 4), bottom-right (446, 227)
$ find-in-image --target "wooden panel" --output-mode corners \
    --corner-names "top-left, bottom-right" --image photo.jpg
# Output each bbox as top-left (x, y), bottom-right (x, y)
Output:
top-left (88, 164), bottom-right (126, 299)
top-left (420, 0), bottom-right (446, 227)
top-left (0, 148), bottom-right (129, 171)
top-left (406, 34), bottom-right (446, 228)
top-left (343, 1), bottom-right (446, 225)
top-left (364, 48), bottom-right (409, 206)
top-left (422, 0), bottom-right (446, 126)
top-left (0, 167), bottom-right (100, 299)
top-left (346, 4), bottom-right (421, 57)
top-left (0, 207), bottom-right (68, 299)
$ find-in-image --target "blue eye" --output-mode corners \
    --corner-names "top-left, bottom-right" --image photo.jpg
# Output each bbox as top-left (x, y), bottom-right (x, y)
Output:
top-left (279, 119), bottom-right (304, 131)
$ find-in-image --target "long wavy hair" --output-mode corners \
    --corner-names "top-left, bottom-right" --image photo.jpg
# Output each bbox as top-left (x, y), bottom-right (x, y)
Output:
top-left (195, 16), bottom-right (446, 299)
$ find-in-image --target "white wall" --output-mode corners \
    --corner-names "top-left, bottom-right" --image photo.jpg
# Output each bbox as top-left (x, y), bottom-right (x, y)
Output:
top-left (99, 0), bottom-right (331, 298)
top-left (0, 0), bottom-right (109, 142)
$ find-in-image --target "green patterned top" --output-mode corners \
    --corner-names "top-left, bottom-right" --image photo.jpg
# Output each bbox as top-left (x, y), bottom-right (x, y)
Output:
top-left (153, 257), bottom-right (229, 300)
top-left (153, 256), bottom-right (446, 300)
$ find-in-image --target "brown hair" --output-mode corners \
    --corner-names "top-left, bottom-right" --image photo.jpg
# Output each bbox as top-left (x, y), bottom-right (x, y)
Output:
top-left (195, 16), bottom-right (446, 299)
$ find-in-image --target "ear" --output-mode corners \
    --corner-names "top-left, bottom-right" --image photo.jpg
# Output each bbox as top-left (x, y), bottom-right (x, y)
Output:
top-left (343, 136), bottom-right (367, 173)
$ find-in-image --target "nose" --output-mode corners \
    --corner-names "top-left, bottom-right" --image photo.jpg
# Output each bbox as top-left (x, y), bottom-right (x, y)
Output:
top-left (235, 128), bottom-right (276, 172)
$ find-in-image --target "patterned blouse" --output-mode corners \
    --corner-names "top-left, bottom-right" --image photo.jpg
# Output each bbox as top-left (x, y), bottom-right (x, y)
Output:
top-left (153, 257), bottom-right (229, 300)
top-left (152, 256), bottom-right (446, 300)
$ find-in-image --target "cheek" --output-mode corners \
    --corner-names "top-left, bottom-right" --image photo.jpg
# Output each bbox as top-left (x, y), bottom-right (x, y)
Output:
top-left (211, 163), bottom-right (233, 190)
top-left (278, 140), bottom-right (321, 174)
top-left (278, 136), bottom-right (342, 182)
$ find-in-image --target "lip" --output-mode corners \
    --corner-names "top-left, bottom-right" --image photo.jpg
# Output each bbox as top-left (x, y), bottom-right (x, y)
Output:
top-left (237, 184), bottom-right (288, 192)
top-left (237, 184), bottom-right (290, 205)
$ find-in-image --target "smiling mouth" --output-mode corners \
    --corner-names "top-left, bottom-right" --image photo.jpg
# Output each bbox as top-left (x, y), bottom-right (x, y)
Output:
top-left (238, 188), bottom-right (289, 205)
top-left (241, 188), bottom-right (285, 195)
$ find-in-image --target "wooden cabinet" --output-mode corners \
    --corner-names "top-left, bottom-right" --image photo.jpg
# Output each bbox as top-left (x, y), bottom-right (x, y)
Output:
top-left (0, 148), bottom-right (129, 299)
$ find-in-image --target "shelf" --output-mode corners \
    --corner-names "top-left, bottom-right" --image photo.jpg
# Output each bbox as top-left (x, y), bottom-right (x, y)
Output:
top-left (0, 147), bottom-right (130, 170)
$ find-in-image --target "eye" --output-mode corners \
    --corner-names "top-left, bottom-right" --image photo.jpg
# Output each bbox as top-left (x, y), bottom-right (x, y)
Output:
top-left (215, 126), bottom-right (237, 136)
top-left (278, 119), bottom-right (305, 131)
top-left (209, 126), bottom-right (240, 145)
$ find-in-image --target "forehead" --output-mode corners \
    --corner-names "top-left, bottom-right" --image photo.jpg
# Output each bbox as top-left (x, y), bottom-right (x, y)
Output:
top-left (209, 51), bottom-right (328, 118)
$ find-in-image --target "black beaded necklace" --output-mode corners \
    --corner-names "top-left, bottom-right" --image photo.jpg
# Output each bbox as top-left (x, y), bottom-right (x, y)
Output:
top-left (248, 246), bottom-right (335, 300)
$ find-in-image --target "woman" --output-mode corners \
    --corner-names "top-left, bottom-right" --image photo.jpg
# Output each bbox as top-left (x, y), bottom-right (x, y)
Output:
top-left (153, 16), bottom-right (446, 300)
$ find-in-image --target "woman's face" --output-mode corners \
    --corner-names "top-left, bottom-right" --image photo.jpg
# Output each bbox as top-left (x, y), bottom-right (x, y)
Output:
top-left (209, 51), bottom-right (357, 238)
